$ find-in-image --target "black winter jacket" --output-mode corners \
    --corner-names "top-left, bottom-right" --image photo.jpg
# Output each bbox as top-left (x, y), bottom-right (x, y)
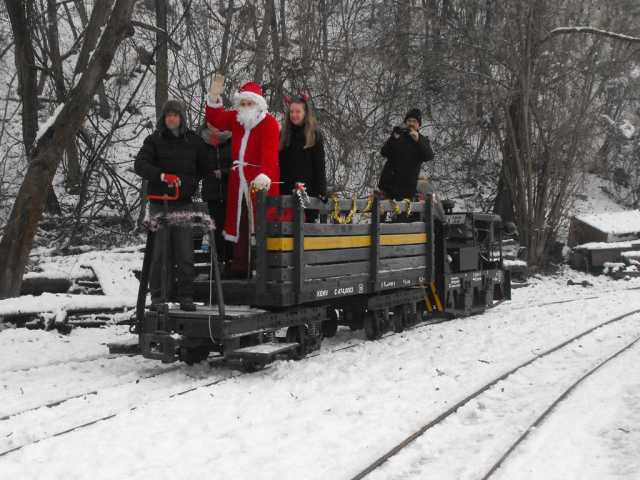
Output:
top-left (378, 129), bottom-right (434, 200)
top-left (279, 125), bottom-right (327, 197)
top-left (134, 128), bottom-right (209, 204)
top-left (201, 139), bottom-right (232, 202)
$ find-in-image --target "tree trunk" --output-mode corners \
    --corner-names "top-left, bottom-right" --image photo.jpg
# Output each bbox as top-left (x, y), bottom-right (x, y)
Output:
top-left (47, 0), bottom-right (82, 194)
top-left (73, 0), bottom-right (116, 75)
top-left (0, 0), bottom-right (137, 300)
top-left (5, 0), bottom-right (39, 155)
top-left (253, 1), bottom-right (271, 83)
top-left (75, 0), bottom-right (112, 119)
top-left (267, 0), bottom-right (283, 110)
top-left (155, 0), bottom-right (168, 121)
top-left (6, 0), bottom-right (62, 214)
top-left (219, 0), bottom-right (235, 75)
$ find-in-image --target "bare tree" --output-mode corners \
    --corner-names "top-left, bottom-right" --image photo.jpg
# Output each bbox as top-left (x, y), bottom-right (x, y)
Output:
top-left (0, 0), bottom-right (138, 299)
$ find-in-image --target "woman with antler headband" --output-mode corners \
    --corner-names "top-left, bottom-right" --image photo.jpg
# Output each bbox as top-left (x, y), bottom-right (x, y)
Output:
top-left (279, 93), bottom-right (327, 223)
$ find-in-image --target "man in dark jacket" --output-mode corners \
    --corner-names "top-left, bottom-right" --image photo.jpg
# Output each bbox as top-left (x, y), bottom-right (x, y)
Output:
top-left (134, 99), bottom-right (208, 311)
top-left (199, 123), bottom-right (232, 262)
top-left (378, 108), bottom-right (434, 202)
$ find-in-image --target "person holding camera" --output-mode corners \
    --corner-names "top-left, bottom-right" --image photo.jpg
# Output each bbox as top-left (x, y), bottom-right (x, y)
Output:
top-left (378, 108), bottom-right (434, 202)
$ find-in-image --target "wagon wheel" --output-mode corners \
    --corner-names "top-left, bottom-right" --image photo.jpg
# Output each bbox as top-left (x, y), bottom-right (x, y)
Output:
top-left (322, 309), bottom-right (339, 338)
top-left (344, 306), bottom-right (364, 331)
top-left (179, 346), bottom-right (210, 365)
top-left (242, 360), bottom-right (266, 373)
top-left (392, 305), bottom-right (406, 333)
top-left (363, 310), bottom-right (382, 340)
top-left (485, 282), bottom-right (494, 306)
top-left (286, 325), bottom-right (308, 360)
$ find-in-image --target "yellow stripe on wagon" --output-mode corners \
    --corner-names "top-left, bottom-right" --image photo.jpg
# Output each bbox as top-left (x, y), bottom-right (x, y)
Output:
top-left (266, 233), bottom-right (427, 252)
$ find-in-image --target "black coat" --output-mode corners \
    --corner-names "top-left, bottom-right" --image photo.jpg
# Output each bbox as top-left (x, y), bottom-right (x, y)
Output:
top-left (134, 127), bottom-right (208, 204)
top-left (201, 139), bottom-right (232, 202)
top-left (378, 129), bottom-right (434, 200)
top-left (279, 125), bottom-right (327, 197)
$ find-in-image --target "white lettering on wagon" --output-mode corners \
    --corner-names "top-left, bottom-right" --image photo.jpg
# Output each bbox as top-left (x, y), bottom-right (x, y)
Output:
top-left (316, 289), bottom-right (329, 298)
top-left (334, 287), bottom-right (354, 295)
top-left (381, 280), bottom-right (396, 289)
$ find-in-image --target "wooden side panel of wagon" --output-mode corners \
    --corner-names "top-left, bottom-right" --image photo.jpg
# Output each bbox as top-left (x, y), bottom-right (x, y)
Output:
top-left (253, 193), bottom-right (435, 308)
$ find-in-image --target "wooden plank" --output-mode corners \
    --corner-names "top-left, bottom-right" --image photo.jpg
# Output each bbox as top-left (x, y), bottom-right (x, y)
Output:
top-left (425, 196), bottom-right (435, 286)
top-left (267, 233), bottom-right (427, 252)
top-left (266, 244), bottom-right (428, 267)
top-left (259, 264), bottom-right (433, 306)
top-left (381, 233), bottom-right (427, 246)
top-left (267, 222), bottom-right (427, 237)
top-left (370, 195), bottom-right (380, 292)
top-left (296, 269), bottom-right (429, 304)
top-left (267, 256), bottom-right (427, 282)
top-left (294, 198), bottom-right (304, 304)
top-left (255, 191), bottom-right (268, 302)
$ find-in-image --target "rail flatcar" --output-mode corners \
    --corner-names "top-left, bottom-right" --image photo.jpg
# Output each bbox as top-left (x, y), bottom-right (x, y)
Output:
top-left (135, 192), bottom-right (511, 369)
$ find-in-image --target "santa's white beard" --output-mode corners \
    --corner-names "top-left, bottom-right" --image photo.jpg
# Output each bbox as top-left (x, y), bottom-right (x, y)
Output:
top-left (237, 105), bottom-right (266, 129)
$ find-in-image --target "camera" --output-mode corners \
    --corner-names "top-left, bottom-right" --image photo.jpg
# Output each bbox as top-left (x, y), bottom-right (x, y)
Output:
top-left (393, 126), bottom-right (411, 136)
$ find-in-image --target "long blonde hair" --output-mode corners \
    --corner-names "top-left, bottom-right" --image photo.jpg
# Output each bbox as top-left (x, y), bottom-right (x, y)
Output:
top-left (280, 99), bottom-right (318, 150)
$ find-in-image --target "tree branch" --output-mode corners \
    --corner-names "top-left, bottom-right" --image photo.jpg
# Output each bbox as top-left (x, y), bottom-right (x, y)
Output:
top-left (545, 26), bottom-right (640, 44)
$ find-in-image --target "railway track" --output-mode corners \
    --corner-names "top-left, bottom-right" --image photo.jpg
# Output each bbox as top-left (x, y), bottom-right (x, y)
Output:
top-left (0, 363), bottom-right (182, 422)
top-left (479, 333), bottom-right (640, 480)
top-left (2, 292), bottom-right (638, 463)
top-left (349, 308), bottom-right (640, 480)
top-left (0, 352), bottom-right (136, 376)
top-left (0, 326), bottom-right (410, 459)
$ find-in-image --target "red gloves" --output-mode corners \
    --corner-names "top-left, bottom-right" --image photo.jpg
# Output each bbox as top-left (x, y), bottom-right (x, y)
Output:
top-left (160, 173), bottom-right (181, 186)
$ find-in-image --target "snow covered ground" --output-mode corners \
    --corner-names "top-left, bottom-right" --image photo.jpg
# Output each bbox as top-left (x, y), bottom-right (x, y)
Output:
top-left (1, 270), bottom-right (640, 479)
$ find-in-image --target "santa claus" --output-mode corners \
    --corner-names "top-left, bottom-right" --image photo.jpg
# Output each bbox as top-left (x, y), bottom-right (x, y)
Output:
top-left (205, 75), bottom-right (280, 275)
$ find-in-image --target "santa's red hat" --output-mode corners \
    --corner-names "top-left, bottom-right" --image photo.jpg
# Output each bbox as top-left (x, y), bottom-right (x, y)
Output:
top-left (233, 82), bottom-right (268, 111)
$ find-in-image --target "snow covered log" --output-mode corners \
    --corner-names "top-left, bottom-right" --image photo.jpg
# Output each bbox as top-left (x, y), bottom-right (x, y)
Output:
top-left (0, 293), bottom-right (136, 322)
top-left (20, 277), bottom-right (72, 295)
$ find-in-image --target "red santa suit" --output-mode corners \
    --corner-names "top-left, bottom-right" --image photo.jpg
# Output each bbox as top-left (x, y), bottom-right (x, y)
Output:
top-left (205, 82), bottom-right (280, 243)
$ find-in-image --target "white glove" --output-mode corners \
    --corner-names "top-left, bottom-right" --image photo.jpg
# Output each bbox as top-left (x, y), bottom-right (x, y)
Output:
top-left (251, 173), bottom-right (272, 191)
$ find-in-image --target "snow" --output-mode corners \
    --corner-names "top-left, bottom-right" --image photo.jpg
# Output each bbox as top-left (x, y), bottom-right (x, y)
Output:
top-left (35, 103), bottom-right (65, 142)
top-left (83, 254), bottom-right (140, 297)
top-left (574, 209), bottom-right (640, 236)
top-left (503, 259), bottom-right (527, 267)
top-left (366, 313), bottom-right (640, 480)
top-left (0, 250), bottom-right (143, 318)
top-left (0, 293), bottom-right (135, 318)
top-left (574, 240), bottom-right (640, 250)
top-left (571, 174), bottom-right (626, 218)
top-left (2, 269), bottom-right (640, 478)
top-left (493, 341), bottom-right (640, 480)
top-left (620, 119), bottom-right (636, 138)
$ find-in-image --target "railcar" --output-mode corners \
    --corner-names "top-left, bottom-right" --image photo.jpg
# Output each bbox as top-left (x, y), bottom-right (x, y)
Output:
top-left (135, 192), bottom-right (511, 369)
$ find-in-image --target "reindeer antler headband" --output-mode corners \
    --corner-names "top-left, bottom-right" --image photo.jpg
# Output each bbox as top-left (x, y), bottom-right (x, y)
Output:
top-left (284, 92), bottom-right (311, 105)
